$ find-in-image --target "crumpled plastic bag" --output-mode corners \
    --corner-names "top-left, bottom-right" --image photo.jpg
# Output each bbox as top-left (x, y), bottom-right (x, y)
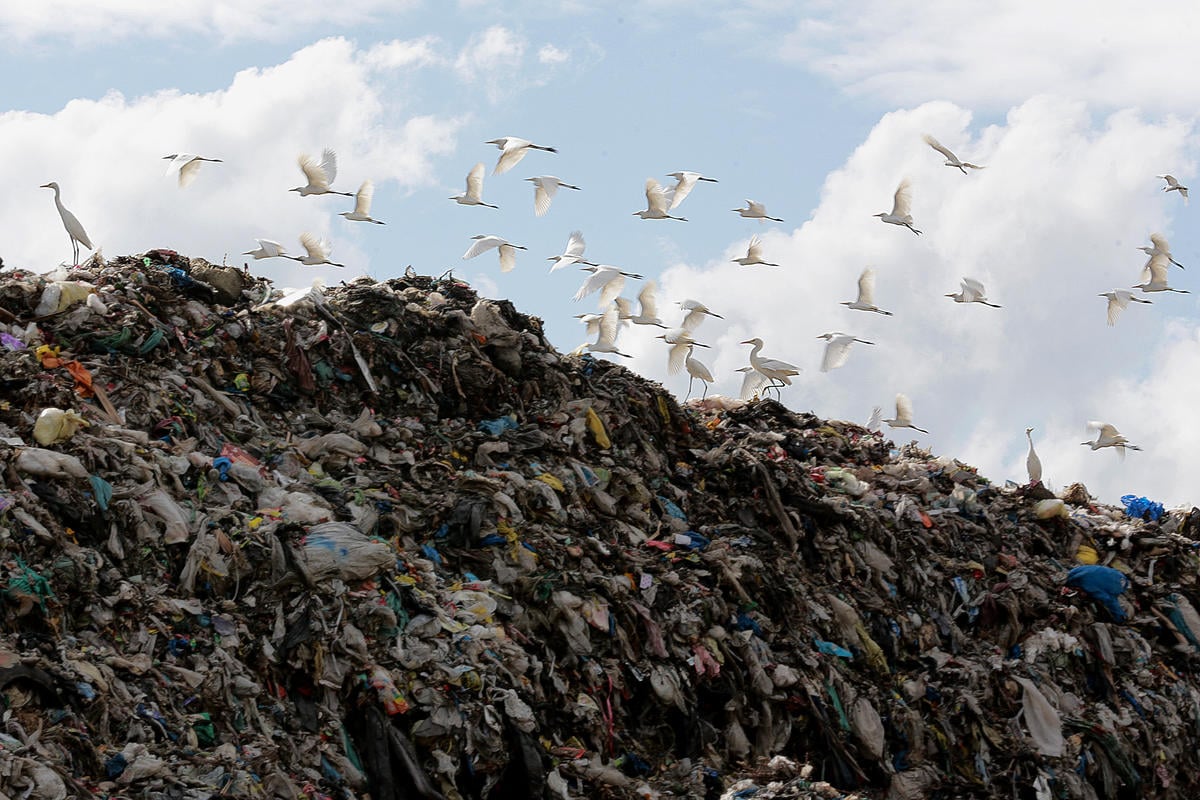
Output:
top-left (1121, 494), bottom-right (1164, 522)
top-left (1014, 676), bottom-right (1064, 757)
top-left (34, 280), bottom-right (95, 316)
top-left (14, 448), bottom-right (88, 479)
top-left (1066, 565), bottom-right (1129, 622)
top-left (851, 697), bottom-right (885, 758)
top-left (299, 522), bottom-right (394, 582)
top-left (33, 407), bottom-right (89, 445)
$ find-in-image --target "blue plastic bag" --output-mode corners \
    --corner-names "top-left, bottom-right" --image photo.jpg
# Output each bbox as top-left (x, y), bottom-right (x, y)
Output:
top-left (1066, 565), bottom-right (1130, 621)
top-left (1120, 494), bottom-right (1164, 522)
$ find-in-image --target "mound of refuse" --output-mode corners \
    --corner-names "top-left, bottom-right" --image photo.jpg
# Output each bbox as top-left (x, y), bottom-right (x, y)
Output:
top-left (2, 250), bottom-right (1200, 800)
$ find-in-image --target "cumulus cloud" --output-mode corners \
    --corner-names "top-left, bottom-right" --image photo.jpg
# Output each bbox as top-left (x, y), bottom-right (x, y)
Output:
top-left (538, 44), bottom-right (570, 66)
top-left (455, 25), bottom-right (527, 86)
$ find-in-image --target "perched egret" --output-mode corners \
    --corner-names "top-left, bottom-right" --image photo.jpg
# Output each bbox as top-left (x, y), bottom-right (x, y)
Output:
top-left (487, 137), bottom-right (557, 175)
top-left (162, 153), bottom-right (222, 188)
top-left (1138, 232), bottom-right (1184, 270)
top-left (462, 235), bottom-right (527, 273)
top-left (40, 182), bottom-right (93, 265)
top-left (1025, 427), bottom-right (1042, 484)
top-left (451, 162), bottom-right (498, 208)
top-left (659, 328), bottom-right (711, 376)
top-left (548, 230), bottom-right (594, 273)
top-left (582, 304), bottom-right (630, 358)
top-left (737, 366), bottom-right (771, 400)
top-left (288, 232), bottom-right (344, 268)
top-left (615, 280), bottom-right (666, 327)
top-left (817, 332), bottom-right (874, 372)
top-left (634, 178), bottom-right (687, 221)
top-left (1099, 289), bottom-right (1152, 326)
top-left (732, 200), bottom-right (783, 222)
top-left (732, 235), bottom-right (779, 267)
top-left (1081, 421), bottom-right (1141, 458)
top-left (574, 265), bottom-right (644, 307)
top-left (664, 171), bottom-right (717, 210)
top-left (922, 135), bottom-right (984, 173)
top-left (1133, 253), bottom-right (1189, 294)
top-left (525, 176), bottom-right (579, 216)
top-left (875, 180), bottom-right (920, 234)
top-left (243, 239), bottom-right (288, 260)
top-left (842, 268), bottom-right (893, 315)
top-left (866, 406), bottom-right (883, 433)
top-left (684, 345), bottom-right (714, 399)
top-left (882, 393), bottom-right (928, 434)
top-left (678, 299), bottom-right (724, 331)
top-left (946, 277), bottom-right (1001, 307)
top-left (339, 180), bottom-right (385, 224)
top-left (741, 337), bottom-right (800, 391)
top-left (1159, 174), bottom-right (1188, 203)
top-left (290, 149), bottom-right (353, 197)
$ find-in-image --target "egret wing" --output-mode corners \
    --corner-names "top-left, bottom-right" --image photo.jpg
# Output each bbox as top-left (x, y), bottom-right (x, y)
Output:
top-left (494, 145), bottom-right (527, 175)
top-left (498, 244), bottom-right (518, 273)
top-left (354, 180), bottom-right (374, 216)
top-left (637, 280), bottom-right (659, 318)
top-left (299, 154), bottom-right (329, 190)
top-left (857, 268), bottom-right (877, 305)
top-left (891, 180), bottom-right (913, 217)
top-left (534, 179), bottom-right (556, 217)
top-left (821, 338), bottom-right (853, 372)
top-left (667, 172), bottom-right (699, 210)
top-left (319, 149), bottom-right (338, 184)
top-left (667, 342), bottom-right (688, 375)
top-left (463, 236), bottom-right (502, 260)
top-left (922, 134), bottom-right (957, 161)
top-left (645, 178), bottom-right (670, 214)
top-left (466, 163), bottom-right (487, 201)
top-left (895, 393), bottom-right (916, 425)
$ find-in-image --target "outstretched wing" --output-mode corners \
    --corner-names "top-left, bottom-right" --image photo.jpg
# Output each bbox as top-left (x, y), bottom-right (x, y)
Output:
top-left (892, 180), bottom-right (913, 217)
top-left (922, 134), bottom-right (957, 161)
top-left (895, 393), bottom-right (915, 424)
top-left (354, 180), bottom-right (374, 216)
top-left (857, 268), bottom-right (876, 305)
top-left (463, 235), bottom-right (502, 260)
top-left (466, 162), bottom-right (486, 200)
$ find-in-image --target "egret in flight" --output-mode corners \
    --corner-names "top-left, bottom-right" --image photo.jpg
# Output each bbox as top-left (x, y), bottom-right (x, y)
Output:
top-left (1099, 289), bottom-right (1152, 326)
top-left (866, 406), bottom-right (883, 433)
top-left (581, 304), bottom-right (630, 358)
top-left (665, 171), bottom-right (718, 210)
top-left (875, 179), bottom-right (920, 234)
top-left (1138, 232), bottom-right (1184, 270)
top-left (842, 268), bottom-right (893, 315)
top-left (741, 337), bottom-right (800, 391)
top-left (1159, 174), bottom-right (1188, 204)
top-left (1081, 421), bottom-right (1141, 458)
top-left (615, 280), bottom-right (666, 327)
top-left (946, 277), bottom-right (1001, 307)
top-left (1025, 427), bottom-right (1042, 484)
top-left (462, 234), bottom-right (527, 273)
top-left (922, 135), bottom-right (984, 174)
top-left (289, 233), bottom-right (344, 268)
top-left (290, 149), bottom-right (353, 197)
top-left (451, 163), bottom-right (498, 208)
top-left (1133, 253), bottom-right (1189, 294)
top-left (882, 393), bottom-right (928, 434)
top-left (817, 332), bottom-right (874, 372)
top-left (548, 230), bottom-right (592, 272)
top-left (243, 239), bottom-right (288, 260)
top-left (659, 328), bottom-right (711, 375)
top-left (487, 137), bottom-right (557, 175)
top-left (732, 200), bottom-right (783, 222)
top-left (163, 153), bottom-right (222, 188)
top-left (525, 176), bottom-right (580, 216)
top-left (40, 182), bottom-right (93, 265)
top-left (634, 178), bottom-right (687, 221)
top-left (574, 265), bottom-right (644, 307)
top-left (737, 366), bottom-right (771, 401)
top-left (339, 180), bottom-right (385, 224)
top-left (732, 235), bottom-right (779, 267)
top-left (684, 345), bottom-right (714, 399)
top-left (678, 299), bottom-right (724, 331)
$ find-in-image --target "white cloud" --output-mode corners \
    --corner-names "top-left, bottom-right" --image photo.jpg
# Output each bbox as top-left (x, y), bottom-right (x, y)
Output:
top-left (455, 25), bottom-right (527, 85)
top-left (537, 44), bottom-right (570, 66)
top-left (362, 36), bottom-right (445, 71)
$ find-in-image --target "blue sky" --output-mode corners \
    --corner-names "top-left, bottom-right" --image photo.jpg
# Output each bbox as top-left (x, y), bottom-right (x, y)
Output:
top-left (3, 2), bottom-right (1200, 505)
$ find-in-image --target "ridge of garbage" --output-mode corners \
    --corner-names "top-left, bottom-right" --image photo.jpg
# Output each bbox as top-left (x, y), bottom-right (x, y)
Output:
top-left (1, 250), bottom-right (1199, 800)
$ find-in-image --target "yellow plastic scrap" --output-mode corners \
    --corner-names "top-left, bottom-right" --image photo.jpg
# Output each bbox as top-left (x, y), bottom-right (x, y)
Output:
top-left (854, 622), bottom-right (889, 674)
top-left (586, 407), bottom-right (611, 449)
top-left (656, 395), bottom-right (671, 426)
top-left (535, 473), bottom-right (564, 492)
top-left (1075, 545), bottom-right (1099, 565)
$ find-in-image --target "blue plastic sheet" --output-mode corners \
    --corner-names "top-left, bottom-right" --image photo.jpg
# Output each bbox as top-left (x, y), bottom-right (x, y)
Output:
top-left (814, 639), bottom-right (854, 658)
top-left (478, 415), bottom-right (519, 436)
top-left (1121, 494), bottom-right (1164, 522)
top-left (88, 474), bottom-right (113, 511)
top-left (1066, 565), bottom-right (1130, 622)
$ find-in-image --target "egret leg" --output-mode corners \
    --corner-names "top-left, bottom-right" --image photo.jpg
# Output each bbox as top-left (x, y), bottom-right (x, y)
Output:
top-left (71, 237), bottom-right (78, 267)
top-left (685, 376), bottom-right (694, 401)
top-left (701, 382), bottom-right (708, 399)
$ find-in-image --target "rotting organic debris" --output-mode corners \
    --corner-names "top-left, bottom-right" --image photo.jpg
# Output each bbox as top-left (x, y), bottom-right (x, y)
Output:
top-left (0, 251), bottom-right (1200, 799)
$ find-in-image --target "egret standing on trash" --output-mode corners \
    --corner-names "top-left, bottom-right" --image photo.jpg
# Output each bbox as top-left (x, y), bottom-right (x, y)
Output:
top-left (41, 182), bottom-right (93, 266)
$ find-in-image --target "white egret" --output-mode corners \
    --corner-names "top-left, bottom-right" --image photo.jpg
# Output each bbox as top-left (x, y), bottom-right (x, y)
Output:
top-left (684, 345), bottom-right (715, 399)
top-left (1133, 253), bottom-right (1189, 294)
top-left (634, 178), bottom-right (687, 221)
top-left (1081, 421), bottom-right (1141, 458)
top-left (842, 268), bottom-right (893, 315)
top-left (486, 137), bottom-right (557, 175)
top-left (817, 332), bottom-right (874, 372)
top-left (582, 304), bottom-right (631, 358)
top-left (339, 180), bottom-right (385, 224)
top-left (40, 182), bottom-right (93, 265)
top-left (573, 265), bottom-right (644, 307)
top-left (732, 200), bottom-right (783, 222)
top-left (525, 176), bottom-right (579, 217)
top-left (678, 299), bottom-right (724, 332)
top-left (1159, 174), bottom-right (1188, 203)
top-left (288, 232), bottom-right (344, 268)
top-left (615, 280), bottom-right (666, 327)
top-left (741, 337), bottom-right (800, 391)
top-left (922, 135), bottom-right (984, 174)
top-left (659, 328), bottom-right (711, 376)
top-left (664, 171), bottom-right (717, 210)
top-left (732, 235), bottom-right (779, 267)
top-left (1025, 427), bottom-right (1042, 484)
top-left (451, 162), bottom-right (498, 208)
top-left (874, 180), bottom-right (920, 234)
top-left (462, 235), bottom-right (527, 273)
top-left (1099, 289), bottom-right (1152, 326)
top-left (575, 310), bottom-right (610, 339)
top-left (548, 230), bottom-right (594, 272)
top-left (737, 366), bottom-right (771, 400)
top-left (290, 149), bottom-right (353, 197)
top-left (866, 406), bottom-right (883, 433)
top-left (882, 393), bottom-right (928, 434)
top-left (946, 277), bottom-right (1001, 307)
top-left (243, 239), bottom-right (288, 260)
top-left (162, 153), bottom-right (222, 188)
top-left (1138, 232), bottom-right (1184, 270)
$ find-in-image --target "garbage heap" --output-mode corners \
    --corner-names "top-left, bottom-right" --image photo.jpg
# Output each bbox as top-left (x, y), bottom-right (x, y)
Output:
top-left (2, 251), bottom-right (1200, 800)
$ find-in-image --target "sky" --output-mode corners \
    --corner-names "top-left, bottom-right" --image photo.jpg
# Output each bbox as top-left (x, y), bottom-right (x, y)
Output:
top-left (2, 1), bottom-right (1199, 507)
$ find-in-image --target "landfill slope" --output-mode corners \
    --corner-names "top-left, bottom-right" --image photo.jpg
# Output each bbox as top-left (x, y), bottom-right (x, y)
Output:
top-left (2, 251), bottom-right (1200, 800)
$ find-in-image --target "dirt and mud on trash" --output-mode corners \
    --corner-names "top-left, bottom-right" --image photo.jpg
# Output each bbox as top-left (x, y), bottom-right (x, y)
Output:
top-left (2, 251), bottom-right (1200, 799)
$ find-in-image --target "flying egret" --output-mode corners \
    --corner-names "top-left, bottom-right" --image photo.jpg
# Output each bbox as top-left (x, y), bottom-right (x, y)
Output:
top-left (664, 171), bottom-right (718, 210)
top-left (737, 366), bottom-right (771, 400)
top-left (582, 304), bottom-right (631, 358)
top-left (574, 265), bottom-right (644, 307)
top-left (732, 235), bottom-right (779, 267)
top-left (946, 277), bottom-right (1001, 307)
top-left (817, 332), bottom-right (874, 372)
top-left (659, 328), bottom-right (711, 376)
top-left (339, 180), bottom-right (385, 224)
top-left (451, 162), bottom-right (498, 208)
top-left (1025, 427), bottom-right (1042, 484)
top-left (684, 345), bottom-right (714, 399)
top-left (40, 182), bottom-right (93, 266)
top-left (615, 280), bottom-right (666, 327)
top-left (741, 337), bottom-right (800, 392)
top-left (842, 268), bottom-right (893, 315)
top-left (732, 200), bottom-right (783, 222)
top-left (866, 406), bottom-right (883, 433)
top-left (1133, 253), bottom-right (1189, 294)
top-left (1159, 174), bottom-right (1188, 204)
top-left (290, 149), bottom-right (353, 197)
top-left (921, 135), bottom-right (984, 174)
top-left (462, 235), bottom-right (527, 273)
top-left (678, 299), bottom-right (724, 332)
top-left (575, 310), bottom-right (615, 339)
top-left (487, 137), bottom-right (557, 175)
top-left (875, 180), bottom-right (920, 234)
top-left (1138, 232), bottom-right (1185, 270)
top-left (243, 239), bottom-right (288, 260)
top-left (1081, 421), bottom-right (1141, 458)
top-left (1099, 289), bottom-right (1152, 326)
top-left (634, 178), bottom-right (687, 221)
top-left (525, 176), bottom-right (579, 217)
top-left (162, 153), bottom-right (222, 188)
top-left (548, 230), bottom-right (594, 272)
top-left (882, 393), bottom-right (928, 434)
top-left (288, 232), bottom-right (344, 268)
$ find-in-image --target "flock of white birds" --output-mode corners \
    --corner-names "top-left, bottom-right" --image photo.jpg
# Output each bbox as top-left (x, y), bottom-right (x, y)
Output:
top-left (37, 135), bottom-right (1192, 484)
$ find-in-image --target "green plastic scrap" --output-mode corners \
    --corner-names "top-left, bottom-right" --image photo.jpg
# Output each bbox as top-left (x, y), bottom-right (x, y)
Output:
top-left (138, 328), bottom-right (166, 354)
top-left (7, 559), bottom-right (54, 610)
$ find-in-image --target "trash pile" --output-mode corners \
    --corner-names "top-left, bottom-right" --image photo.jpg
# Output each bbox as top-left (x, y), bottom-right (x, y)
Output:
top-left (3, 250), bottom-right (1200, 799)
